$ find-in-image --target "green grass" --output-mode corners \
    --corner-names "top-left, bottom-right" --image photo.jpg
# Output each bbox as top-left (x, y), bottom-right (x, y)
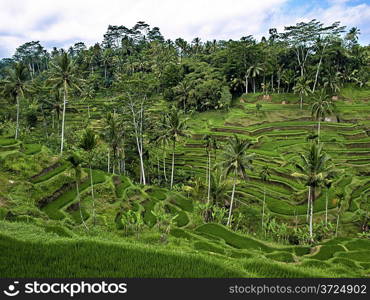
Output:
top-left (42, 170), bottom-right (106, 220)
top-left (31, 162), bottom-right (70, 184)
top-left (265, 251), bottom-right (296, 263)
top-left (195, 223), bottom-right (274, 252)
top-left (167, 192), bottom-right (194, 212)
top-left (335, 251), bottom-right (370, 263)
top-left (310, 245), bottom-right (347, 260)
top-left (0, 138), bottom-right (17, 146)
top-left (0, 221), bottom-right (245, 277)
top-left (22, 144), bottom-right (42, 155)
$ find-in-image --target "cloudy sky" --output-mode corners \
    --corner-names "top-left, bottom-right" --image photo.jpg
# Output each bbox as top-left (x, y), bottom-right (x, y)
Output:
top-left (0, 0), bottom-right (369, 58)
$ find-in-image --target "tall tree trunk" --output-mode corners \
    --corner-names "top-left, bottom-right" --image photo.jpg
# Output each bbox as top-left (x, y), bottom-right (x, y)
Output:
top-left (336, 213), bottom-right (340, 237)
top-left (245, 75), bottom-right (249, 94)
top-left (60, 83), bottom-right (67, 154)
top-left (313, 57), bottom-right (323, 93)
top-left (307, 186), bottom-right (311, 222)
top-left (271, 74), bottom-right (274, 93)
top-left (253, 78), bottom-right (256, 94)
top-left (107, 151), bottom-right (110, 173)
top-left (300, 93), bottom-right (303, 109)
top-left (227, 170), bottom-right (237, 227)
top-left (170, 141), bottom-right (175, 189)
top-left (163, 144), bottom-right (167, 182)
top-left (262, 187), bottom-right (266, 230)
top-left (309, 186), bottom-right (315, 242)
top-left (77, 180), bottom-right (88, 230)
top-left (317, 120), bottom-right (321, 142)
top-left (15, 95), bottom-right (20, 139)
top-left (207, 151), bottom-right (211, 204)
top-left (89, 164), bottom-right (96, 226)
top-left (325, 188), bottom-right (329, 227)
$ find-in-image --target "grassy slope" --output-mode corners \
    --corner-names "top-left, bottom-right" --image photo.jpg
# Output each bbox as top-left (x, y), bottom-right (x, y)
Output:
top-left (0, 87), bottom-right (369, 278)
top-left (0, 221), bottom-right (246, 278)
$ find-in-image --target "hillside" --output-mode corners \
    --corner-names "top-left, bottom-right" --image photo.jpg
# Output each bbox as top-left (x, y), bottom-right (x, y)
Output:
top-left (0, 86), bottom-right (369, 278)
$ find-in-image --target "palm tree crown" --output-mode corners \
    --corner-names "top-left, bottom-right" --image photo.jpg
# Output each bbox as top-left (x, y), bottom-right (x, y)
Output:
top-left (222, 135), bottom-right (255, 179)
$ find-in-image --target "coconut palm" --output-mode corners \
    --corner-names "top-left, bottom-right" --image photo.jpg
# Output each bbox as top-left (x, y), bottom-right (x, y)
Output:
top-left (259, 166), bottom-right (271, 231)
top-left (2, 62), bottom-right (29, 139)
top-left (221, 135), bottom-right (255, 226)
top-left (155, 114), bottom-right (171, 183)
top-left (164, 109), bottom-right (189, 189)
top-left (67, 153), bottom-right (88, 230)
top-left (292, 142), bottom-right (333, 242)
top-left (80, 129), bottom-right (99, 226)
top-left (203, 134), bottom-right (218, 203)
top-left (209, 168), bottom-right (231, 207)
top-left (293, 77), bottom-right (312, 109)
top-left (174, 79), bottom-right (192, 112)
top-left (103, 112), bottom-right (123, 174)
top-left (311, 90), bottom-right (334, 142)
top-left (247, 64), bottom-right (263, 94)
top-left (48, 52), bottom-right (82, 154)
top-left (323, 71), bottom-right (342, 95)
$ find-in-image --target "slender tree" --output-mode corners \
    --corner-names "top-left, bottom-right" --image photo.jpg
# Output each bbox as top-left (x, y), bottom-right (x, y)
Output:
top-left (164, 109), bottom-right (189, 189)
top-left (203, 134), bottom-right (218, 203)
top-left (48, 52), bottom-right (82, 154)
top-left (259, 166), bottom-right (271, 231)
top-left (293, 77), bottom-right (312, 109)
top-left (247, 64), bottom-right (263, 94)
top-left (2, 62), bottom-right (29, 139)
top-left (80, 129), bottom-right (99, 226)
top-left (221, 135), bottom-right (255, 226)
top-left (67, 153), bottom-right (88, 230)
top-left (292, 142), bottom-right (333, 242)
top-left (103, 112), bottom-right (122, 174)
top-left (311, 90), bottom-right (334, 142)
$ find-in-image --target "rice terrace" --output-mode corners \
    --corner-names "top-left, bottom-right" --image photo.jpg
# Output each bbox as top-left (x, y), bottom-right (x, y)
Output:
top-left (0, 2), bottom-right (369, 282)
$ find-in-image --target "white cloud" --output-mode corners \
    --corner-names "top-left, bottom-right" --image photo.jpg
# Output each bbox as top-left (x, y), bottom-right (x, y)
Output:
top-left (0, 0), bottom-right (369, 58)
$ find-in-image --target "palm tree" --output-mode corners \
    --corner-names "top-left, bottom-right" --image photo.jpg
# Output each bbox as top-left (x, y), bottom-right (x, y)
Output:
top-left (164, 109), bottom-right (189, 189)
top-left (203, 134), bottom-right (218, 204)
top-left (292, 142), bottom-right (333, 242)
top-left (323, 71), bottom-right (341, 95)
top-left (209, 168), bottom-right (231, 207)
top-left (103, 112), bottom-right (123, 174)
top-left (221, 135), bottom-right (255, 226)
top-left (67, 153), bottom-right (88, 230)
top-left (311, 90), bottom-right (334, 142)
top-left (2, 62), bottom-right (29, 139)
top-left (293, 77), bottom-right (312, 109)
top-left (80, 129), bottom-right (98, 226)
top-left (174, 79), bottom-right (192, 112)
top-left (281, 69), bottom-right (294, 92)
top-left (259, 166), bottom-right (271, 231)
top-left (247, 64), bottom-right (263, 94)
top-left (155, 114), bottom-right (171, 183)
top-left (48, 52), bottom-right (82, 154)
